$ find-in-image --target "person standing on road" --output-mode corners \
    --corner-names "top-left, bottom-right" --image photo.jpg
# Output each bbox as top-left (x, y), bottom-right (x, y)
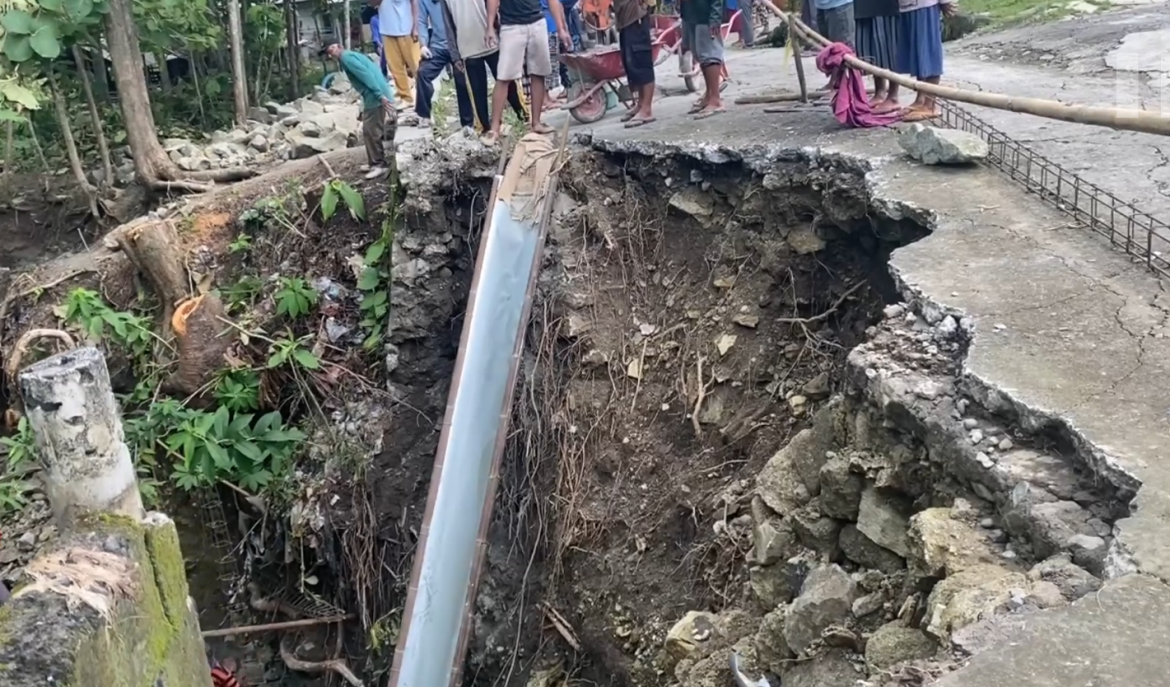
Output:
top-left (615, 0), bottom-right (656, 127)
top-left (323, 44), bottom-right (397, 179)
top-left (681, 0), bottom-right (726, 119)
top-left (378, 0), bottom-right (422, 108)
top-left (854, 0), bottom-right (900, 111)
top-left (814, 0), bottom-right (854, 47)
top-left (896, 0), bottom-right (954, 121)
top-left (415, 0), bottom-right (475, 128)
top-left (483, 0), bottom-right (572, 143)
top-left (364, 1), bottom-right (391, 76)
top-left (437, 0), bottom-right (529, 131)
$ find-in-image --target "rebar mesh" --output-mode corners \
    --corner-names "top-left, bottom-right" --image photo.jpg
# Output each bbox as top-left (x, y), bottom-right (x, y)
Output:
top-left (936, 100), bottom-right (1170, 279)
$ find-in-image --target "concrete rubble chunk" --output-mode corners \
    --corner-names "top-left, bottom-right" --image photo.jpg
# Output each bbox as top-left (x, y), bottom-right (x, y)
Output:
top-left (908, 507), bottom-right (998, 578)
top-left (664, 611), bottom-right (719, 666)
top-left (784, 564), bottom-right (857, 655)
top-left (932, 575), bottom-right (1170, 687)
top-left (753, 607), bottom-right (794, 671)
top-left (924, 564), bottom-right (1027, 638)
top-left (789, 501), bottom-right (842, 560)
top-left (782, 648), bottom-right (857, 687)
top-left (898, 124), bottom-right (990, 165)
top-left (750, 563), bottom-right (794, 610)
top-left (756, 433), bottom-right (814, 515)
top-left (1027, 555), bottom-right (1102, 601)
top-left (839, 523), bottom-right (905, 573)
top-left (818, 453), bottom-right (864, 520)
top-left (856, 485), bottom-right (912, 558)
top-left (865, 622), bottom-right (937, 670)
top-left (751, 496), bottom-right (798, 566)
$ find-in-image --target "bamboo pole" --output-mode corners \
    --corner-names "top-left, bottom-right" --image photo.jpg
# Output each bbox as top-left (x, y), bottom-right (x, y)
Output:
top-left (201, 614), bottom-right (352, 638)
top-left (755, 0), bottom-right (1170, 137)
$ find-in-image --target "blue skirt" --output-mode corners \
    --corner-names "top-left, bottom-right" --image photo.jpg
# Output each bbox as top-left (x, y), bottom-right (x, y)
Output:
top-left (896, 4), bottom-right (943, 79)
top-left (855, 15), bottom-right (899, 72)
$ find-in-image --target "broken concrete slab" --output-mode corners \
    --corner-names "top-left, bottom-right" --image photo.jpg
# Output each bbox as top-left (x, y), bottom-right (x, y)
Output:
top-left (933, 574), bottom-right (1170, 687)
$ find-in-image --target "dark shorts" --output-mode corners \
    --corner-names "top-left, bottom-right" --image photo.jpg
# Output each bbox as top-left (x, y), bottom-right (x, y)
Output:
top-left (817, 3), bottom-right (855, 47)
top-left (619, 15), bottom-right (656, 88)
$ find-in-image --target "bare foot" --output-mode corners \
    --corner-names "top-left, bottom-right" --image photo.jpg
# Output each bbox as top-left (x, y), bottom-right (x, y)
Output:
top-left (901, 107), bottom-right (939, 122)
top-left (531, 122), bottom-right (554, 134)
top-left (481, 131), bottom-right (500, 145)
top-left (693, 104), bottom-right (725, 120)
top-left (873, 100), bottom-right (901, 114)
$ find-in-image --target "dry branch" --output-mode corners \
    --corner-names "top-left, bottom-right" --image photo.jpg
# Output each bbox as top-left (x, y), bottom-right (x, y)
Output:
top-left (201, 615), bottom-right (352, 638)
top-left (279, 634), bottom-right (364, 686)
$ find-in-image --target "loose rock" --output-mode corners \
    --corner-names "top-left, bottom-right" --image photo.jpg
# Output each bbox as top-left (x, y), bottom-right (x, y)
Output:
top-left (856, 486), bottom-right (912, 558)
top-left (898, 124), bottom-right (990, 165)
top-left (784, 564), bottom-right (857, 655)
top-left (865, 622), bottom-right (936, 670)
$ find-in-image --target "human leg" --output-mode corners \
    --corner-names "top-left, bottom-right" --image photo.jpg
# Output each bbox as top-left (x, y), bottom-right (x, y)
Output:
top-left (691, 24), bottom-right (725, 117)
top-left (898, 4), bottom-right (942, 118)
top-left (739, 0), bottom-right (755, 47)
top-left (823, 4), bottom-right (855, 47)
top-left (620, 16), bottom-right (656, 124)
top-left (485, 50), bottom-right (529, 121)
top-left (452, 63), bottom-right (476, 128)
top-left (487, 25), bottom-right (528, 140)
top-left (465, 57), bottom-right (491, 131)
top-left (361, 106), bottom-right (387, 168)
top-left (523, 20), bottom-right (555, 132)
top-left (415, 48), bottom-right (449, 120)
top-left (383, 36), bottom-right (414, 105)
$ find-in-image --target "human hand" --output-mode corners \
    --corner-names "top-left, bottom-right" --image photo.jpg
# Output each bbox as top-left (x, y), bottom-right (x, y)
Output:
top-left (381, 97), bottom-right (394, 115)
top-left (421, 43), bottom-right (433, 59)
top-left (559, 30), bottom-right (572, 52)
top-left (485, 27), bottom-right (497, 48)
top-left (411, 27), bottom-right (419, 39)
top-left (454, 59), bottom-right (465, 72)
top-left (940, 2), bottom-right (956, 16)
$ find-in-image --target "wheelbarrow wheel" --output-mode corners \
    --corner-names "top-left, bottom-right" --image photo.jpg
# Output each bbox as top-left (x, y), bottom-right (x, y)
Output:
top-left (679, 52), bottom-right (697, 93)
top-left (568, 83), bottom-right (607, 124)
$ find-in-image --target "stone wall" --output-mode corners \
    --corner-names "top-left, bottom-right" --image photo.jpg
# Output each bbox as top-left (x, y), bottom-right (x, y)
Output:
top-left (0, 347), bottom-right (211, 687)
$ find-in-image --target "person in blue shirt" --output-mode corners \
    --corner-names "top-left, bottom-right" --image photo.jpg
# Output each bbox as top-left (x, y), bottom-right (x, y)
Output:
top-left (363, 1), bottom-right (390, 75)
top-left (814, 0), bottom-right (854, 47)
top-left (323, 43), bottom-right (397, 178)
top-left (415, 0), bottom-right (475, 128)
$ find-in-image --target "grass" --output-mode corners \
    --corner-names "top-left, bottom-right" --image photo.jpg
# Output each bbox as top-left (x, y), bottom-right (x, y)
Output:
top-left (958, 0), bottom-right (1111, 27)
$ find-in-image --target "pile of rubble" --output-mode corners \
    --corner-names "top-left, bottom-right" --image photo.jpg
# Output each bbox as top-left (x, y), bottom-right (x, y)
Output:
top-left (657, 301), bottom-right (1123, 686)
top-left (100, 74), bottom-right (366, 185)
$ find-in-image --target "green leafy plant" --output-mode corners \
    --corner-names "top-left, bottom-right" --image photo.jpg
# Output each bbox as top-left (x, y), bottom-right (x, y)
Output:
top-left (165, 406), bottom-right (305, 492)
top-left (213, 368), bottom-right (261, 412)
top-left (274, 277), bottom-right (318, 319)
top-left (61, 288), bottom-right (153, 360)
top-left (228, 233), bottom-right (252, 254)
top-left (220, 275), bottom-right (264, 313)
top-left (356, 217), bottom-right (395, 350)
top-left (320, 179), bottom-right (366, 222)
top-left (267, 333), bottom-right (321, 371)
top-left (0, 477), bottom-right (30, 515)
top-left (0, 415), bottom-right (35, 471)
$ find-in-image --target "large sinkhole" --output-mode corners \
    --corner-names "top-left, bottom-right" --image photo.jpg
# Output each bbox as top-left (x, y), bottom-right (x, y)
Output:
top-left (0, 142), bottom-right (1133, 687)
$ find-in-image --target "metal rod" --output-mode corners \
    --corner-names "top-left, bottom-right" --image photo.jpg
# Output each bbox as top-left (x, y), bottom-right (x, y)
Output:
top-left (201, 615), bottom-right (352, 638)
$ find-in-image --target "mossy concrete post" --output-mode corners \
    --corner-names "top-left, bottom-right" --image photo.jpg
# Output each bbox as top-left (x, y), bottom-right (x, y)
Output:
top-left (0, 346), bottom-right (213, 687)
top-left (18, 346), bottom-right (144, 525)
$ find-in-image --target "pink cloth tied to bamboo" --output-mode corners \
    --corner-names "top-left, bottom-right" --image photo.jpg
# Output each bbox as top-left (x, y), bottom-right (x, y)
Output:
top-left (815, 42), bottom-right (902, 128)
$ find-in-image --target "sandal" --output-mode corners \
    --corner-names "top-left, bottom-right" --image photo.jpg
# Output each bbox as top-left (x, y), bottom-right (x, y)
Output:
top-left (693, 106), bottom-right (725, 120)
top-left (901, 109), bottom-right (939, 123)
top-left (624, 116), bottom-right (657, 128)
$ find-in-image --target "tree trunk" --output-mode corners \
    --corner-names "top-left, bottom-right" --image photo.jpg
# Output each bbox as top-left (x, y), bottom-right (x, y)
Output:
top-left (102, 0), bottom-right (174, 184)
top-left (26, 120), bottom-right (51, 191)
top-left (4, 122), bottom-right (12, 176)
top-left (47, 67), bottom-right (99, 219)
top-left (156, 52), bottom-right (171, 92)
top-left (227, 0), bottom-right (249, 125)
top-left (73, 44), bottom-right (114, 188)
top-left (284, 0), bottom-right (301, 100)
top-left (343, 0), bottom-right (351, 49)
top-left (102, 0), bottom-right (256, 191)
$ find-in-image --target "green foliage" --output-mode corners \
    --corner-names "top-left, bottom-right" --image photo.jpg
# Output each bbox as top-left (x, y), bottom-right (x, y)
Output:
top-left (320, 179), bottom-right (366, 222)
top-left (228, 233), bottom-right (252, 254)
top-left (61, 287), bottom-right (154, 359)
top-left (274, 277), bottom-right (319, 319)
top-left (0, 416), bottom-right (34, 515)
top-left (0, 0), bottom-right (108, 67)
top-left (220, 275), bottom-right (264, 313)
top-left (0, 415), bottom-right (35, 471)
top-left (267, 333), bottom-right (321, 371)
top-left (166, 406), bottom-right (305, 492)
top-left (213, 368), bottom-right (260, 412)
top-left (357, 217), bottom-right (395, 349)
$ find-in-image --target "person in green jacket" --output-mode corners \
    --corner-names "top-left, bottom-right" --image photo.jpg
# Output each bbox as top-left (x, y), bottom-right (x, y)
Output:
top-left (323, 43), bottom-right (398, 179)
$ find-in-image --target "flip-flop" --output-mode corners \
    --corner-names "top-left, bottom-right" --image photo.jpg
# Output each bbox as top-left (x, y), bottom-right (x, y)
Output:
top-left (620, 110), bottom-right (639, 122)
top-left (624, 116), bottom-right (657, 128)
top-left (693, 107), bottom-right (725, 120)
top-left (688, 102), bottom-right (706, 114)
top-left (873, 101), bottom-right (901, 114)
top-left (901, 109), bottom-right (939, 123)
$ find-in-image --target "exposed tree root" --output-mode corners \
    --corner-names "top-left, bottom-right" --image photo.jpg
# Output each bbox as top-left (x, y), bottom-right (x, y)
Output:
top-left (4, 328), bottom-right (76, 428)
